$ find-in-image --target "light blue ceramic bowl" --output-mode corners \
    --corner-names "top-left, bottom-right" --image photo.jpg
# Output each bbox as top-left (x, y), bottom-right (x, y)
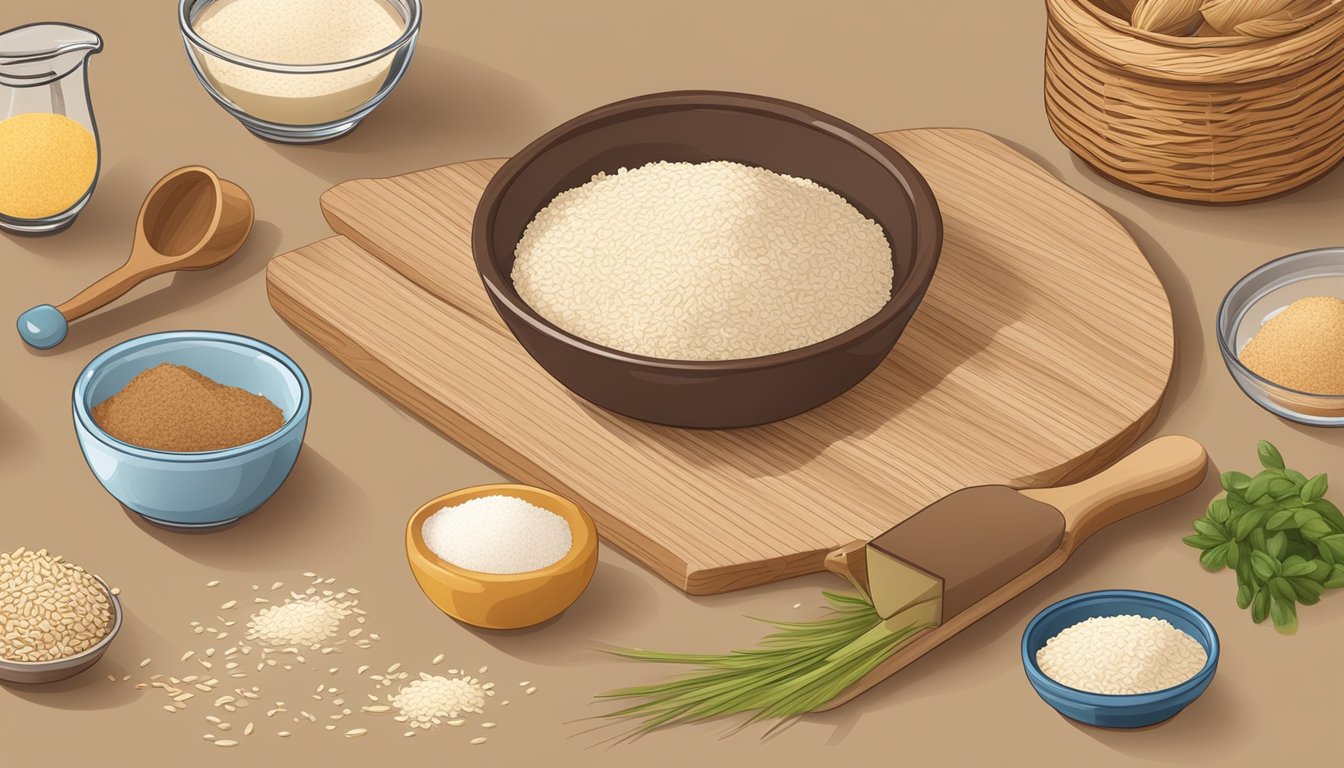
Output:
top-left (1021, 590), bottom-right (1219, 729)
top-left (73, 331), bottom-right (310, 529)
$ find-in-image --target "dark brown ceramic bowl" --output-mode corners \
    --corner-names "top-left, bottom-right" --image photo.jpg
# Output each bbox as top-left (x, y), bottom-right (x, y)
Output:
top-left (472, 90), bottom-right (942, 428)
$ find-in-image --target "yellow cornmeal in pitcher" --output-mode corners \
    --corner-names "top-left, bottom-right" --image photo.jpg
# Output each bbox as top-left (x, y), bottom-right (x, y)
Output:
top-left (0, 113), bottom-right (98, 220)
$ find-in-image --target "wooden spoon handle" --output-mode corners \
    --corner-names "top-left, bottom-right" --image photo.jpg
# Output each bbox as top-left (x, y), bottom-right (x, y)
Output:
top-left (55, 261), bottom-right (153, 322)
top-left (1021, 435), bottom-right (1208, 551)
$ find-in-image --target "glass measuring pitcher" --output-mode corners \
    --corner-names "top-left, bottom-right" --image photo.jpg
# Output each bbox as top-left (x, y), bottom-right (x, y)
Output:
top-left (0, 23), bottom-right (103, 234)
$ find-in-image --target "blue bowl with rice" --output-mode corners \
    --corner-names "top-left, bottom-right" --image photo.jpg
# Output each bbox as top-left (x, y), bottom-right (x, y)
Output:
top-left (72, 330), bottom-right (310, 529)
top-left (1021, 589), bottom-right (1219, 729)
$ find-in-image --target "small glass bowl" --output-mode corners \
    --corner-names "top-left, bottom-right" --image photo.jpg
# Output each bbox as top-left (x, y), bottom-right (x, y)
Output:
top-left (178, 0), bottom-right (421, 143)
top-left (73, 331), bottom-right (311, 529)
top-left (1217, 247), bottom-right (1344, 427)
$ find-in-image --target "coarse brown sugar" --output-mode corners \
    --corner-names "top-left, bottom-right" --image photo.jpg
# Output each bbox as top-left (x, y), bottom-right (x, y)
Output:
top-left (91, 363), bottom-right (284, 452)
top-left (1239, 296), bottom-right (1344, 395)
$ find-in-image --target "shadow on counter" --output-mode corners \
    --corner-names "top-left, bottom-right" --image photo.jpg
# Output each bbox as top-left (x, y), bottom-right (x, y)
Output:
top-left (455, 554), bottom-right (665, 668)
top-left (1, 603), bottom-right (163, 711)
top-left (119, 447), bottom-right (373, 572)
top-left (1067, 154), bottom-right (1344, 252)
top-left (0, 399), bottom-right (40, 462)
top-left (262, 47), bottom-right (550, 184)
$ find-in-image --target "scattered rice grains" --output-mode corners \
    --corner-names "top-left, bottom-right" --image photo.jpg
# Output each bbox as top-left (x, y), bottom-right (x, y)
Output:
top-left (389, 672), bottom-right (493, 729)
top-left (511, 160), bottom-right (894, 361)
top-left (1035, 614), bottom-right (1207, 695)
top-left (0, 547), bottom-right (113, 662)
top-left (122, 570), bottom-right (524, 747)
top-left (246, 592), bottom-right (356, 649)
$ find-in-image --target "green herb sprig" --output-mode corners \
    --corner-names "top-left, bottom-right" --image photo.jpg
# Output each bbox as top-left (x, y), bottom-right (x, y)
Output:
top-left (596, 591), bottom-right (927, 733)
top-left (1184, 440), bottom-right (1344, 634)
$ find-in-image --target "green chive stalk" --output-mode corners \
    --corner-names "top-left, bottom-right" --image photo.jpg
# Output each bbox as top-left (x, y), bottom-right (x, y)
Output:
top-left (596, 591), bottom-right (929, 731)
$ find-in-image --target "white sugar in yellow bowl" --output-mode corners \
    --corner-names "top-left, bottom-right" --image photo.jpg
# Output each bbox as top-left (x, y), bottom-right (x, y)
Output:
top-left (406, 484), bottom-right (598, 630)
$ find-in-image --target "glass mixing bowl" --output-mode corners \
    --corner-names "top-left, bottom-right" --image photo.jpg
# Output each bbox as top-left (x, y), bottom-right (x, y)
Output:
top-left (1217, 247), bottom-right (1344, 427)
top-left (178, 0), bottom-right (420, 143)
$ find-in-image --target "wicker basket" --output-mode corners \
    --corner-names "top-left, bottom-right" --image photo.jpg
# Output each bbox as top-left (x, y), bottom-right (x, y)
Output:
top-left (1044, 0), bottom-right (1344, 204)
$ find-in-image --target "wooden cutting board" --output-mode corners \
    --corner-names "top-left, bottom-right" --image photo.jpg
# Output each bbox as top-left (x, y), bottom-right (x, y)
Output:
top-left (267, 128), bottom-right (1174, 595)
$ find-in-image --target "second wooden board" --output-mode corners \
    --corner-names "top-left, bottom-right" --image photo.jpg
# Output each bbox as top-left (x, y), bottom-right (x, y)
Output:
top-left (268, 128), bottom-right (1174, 595)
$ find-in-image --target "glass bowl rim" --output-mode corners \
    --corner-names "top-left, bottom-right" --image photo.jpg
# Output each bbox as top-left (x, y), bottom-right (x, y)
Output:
top-left (72, 330), bottom-right (310, 463)
top-left (177, 0), bottom-right (422, 73)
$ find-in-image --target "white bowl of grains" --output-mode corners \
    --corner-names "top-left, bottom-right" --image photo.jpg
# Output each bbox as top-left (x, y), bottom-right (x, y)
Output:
top-left (1021, 590), bottom-right (1218, 729)
top-left (0, 547), bottom-right (122, 685)
top-left (473, 90), bottom-right (942, 428)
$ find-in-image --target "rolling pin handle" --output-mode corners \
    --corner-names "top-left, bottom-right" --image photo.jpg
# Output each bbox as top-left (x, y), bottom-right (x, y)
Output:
top-left (1023, 434), bottom-right (1209, 550)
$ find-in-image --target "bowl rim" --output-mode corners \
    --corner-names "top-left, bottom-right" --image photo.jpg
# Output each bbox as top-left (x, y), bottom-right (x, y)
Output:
top-left (1216, 246), bottom-right (1344, 402)
top-left (0, 574), bottom-right (123, 674)
top-left (472, 89), bottom-right (943, 372)
top-left (405, 483), bottom-right (598, 585)
top-left (1021, 589), bottom-right (1219, 704)
top-left (72, 330), bottom-right (311, 462)
top-left (177, 0), bottom-right (422, 72)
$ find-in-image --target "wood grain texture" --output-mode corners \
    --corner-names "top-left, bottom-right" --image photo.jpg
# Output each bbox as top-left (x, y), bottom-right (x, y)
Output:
top-left (267, 128), bottom-right (1174, 595)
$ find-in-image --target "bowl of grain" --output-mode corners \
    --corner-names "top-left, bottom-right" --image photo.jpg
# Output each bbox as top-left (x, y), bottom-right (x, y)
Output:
top-left (73, 330), bottom-right (310, 529)
top-left (473, 90), bottom-right (942, 429)
top-left (405, 484), bottom-right (598, 630)
top-left (1218, 247), bottom-right (1344, 426)
top-left (0, 547), bottom-right (122, 685)
top-left (1021, 590), bottom-right (1219, 729)
top-left (178, 0), bottom-right (421, 143)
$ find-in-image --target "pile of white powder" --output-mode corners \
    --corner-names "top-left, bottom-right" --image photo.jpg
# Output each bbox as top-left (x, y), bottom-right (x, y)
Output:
top-left (511, 160), bottom-right (895, 361)
top-left (422, 495), bottom-right (573, 574)
top-left (1035, 614), bottom-right (1207, 695)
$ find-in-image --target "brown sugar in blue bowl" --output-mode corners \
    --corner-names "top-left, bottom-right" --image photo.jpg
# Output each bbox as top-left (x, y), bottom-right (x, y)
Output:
top-left (472, 90), bottom-right (942, 429)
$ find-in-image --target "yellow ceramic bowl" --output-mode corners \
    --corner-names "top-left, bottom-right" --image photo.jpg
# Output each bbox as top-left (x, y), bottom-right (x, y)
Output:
top-left (405, 484), bottom-right (598, 630)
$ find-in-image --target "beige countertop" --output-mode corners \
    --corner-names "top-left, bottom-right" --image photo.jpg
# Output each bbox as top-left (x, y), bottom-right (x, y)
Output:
top-left (4, 1), bottom-right (1342, 764)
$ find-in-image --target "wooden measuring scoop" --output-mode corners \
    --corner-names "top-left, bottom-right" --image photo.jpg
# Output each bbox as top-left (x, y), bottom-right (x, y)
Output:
top-left (17, 166), bottom-right (254, 350)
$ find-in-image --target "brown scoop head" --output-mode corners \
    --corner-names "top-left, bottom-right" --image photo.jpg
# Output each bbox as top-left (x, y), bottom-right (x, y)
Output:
top-left (134, 166), bottom-right (254, 269)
